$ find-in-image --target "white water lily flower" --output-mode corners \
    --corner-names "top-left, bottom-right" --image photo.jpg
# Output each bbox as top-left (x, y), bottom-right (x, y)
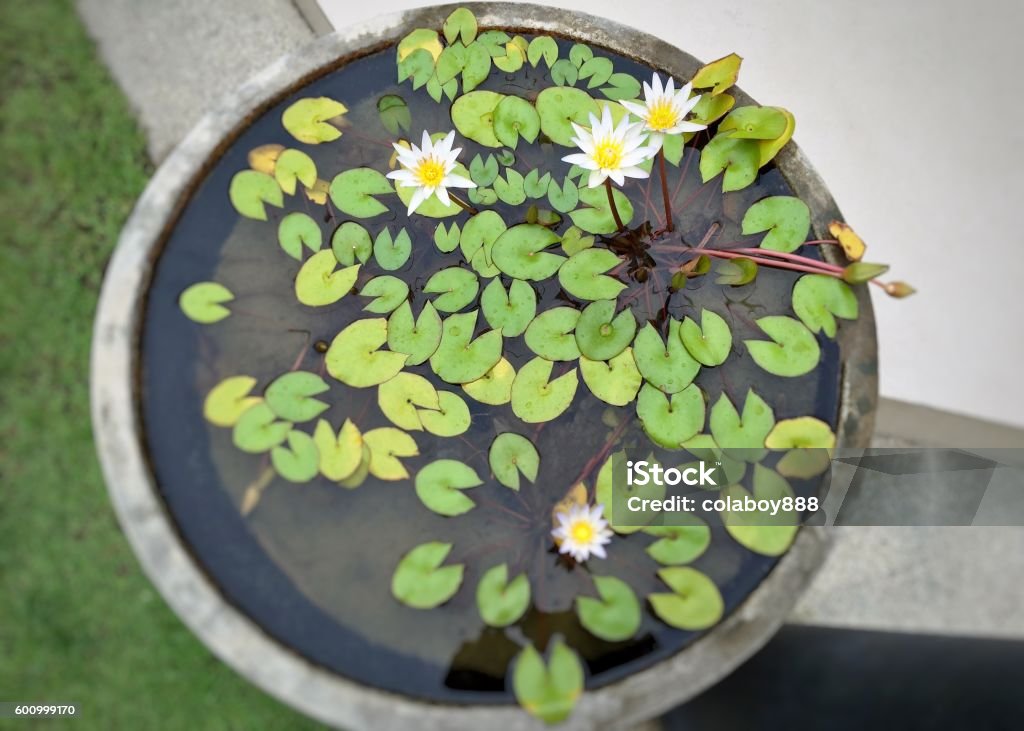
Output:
top-left (552, 502), bottom-right (613, 562)
top-left (562, 106), bottom-right (656, 189)
top-left (387, 130), bottom-right (476, 215)
top-left (620, 72), bottom-right (706, 151)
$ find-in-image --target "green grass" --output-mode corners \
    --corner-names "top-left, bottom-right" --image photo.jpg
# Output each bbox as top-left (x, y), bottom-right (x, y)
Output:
top-left (0, 2), bottom-right (322, 728)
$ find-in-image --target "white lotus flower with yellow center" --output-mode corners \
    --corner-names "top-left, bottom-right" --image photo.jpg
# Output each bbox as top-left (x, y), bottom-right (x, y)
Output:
top-left (552, 503), bottom-right (613, 562)
top-left (621, 72), bottom-right (706, 150)
top-left (561, 106), bottom-right (656, 189)
top-left (388, 130), bottom-right (476, 215)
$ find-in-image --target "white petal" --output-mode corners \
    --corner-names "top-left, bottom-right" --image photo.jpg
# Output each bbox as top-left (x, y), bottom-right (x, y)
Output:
top-left (619, 165), bottom-right (650, 180)
top-left (590, 544), bottom-right (607, 559)
top-left (562, 152), bottom-right (595, 168)
top-left (407, 186), bottom-right (430, 215)
top-left (435, 185), bottom-right (451, 206)
top-left (442, 173), bottom-right (476, 189)
top-left (620, 100), bottom-right (648, 119)
top-left (651, 72), bottom-right (663, 97)
top-left (608, 169), bottom-right (625, 186)
top-left (587, 169), bottom-right (607, 188)
top-left (665, 76), bottom-right (676, 98)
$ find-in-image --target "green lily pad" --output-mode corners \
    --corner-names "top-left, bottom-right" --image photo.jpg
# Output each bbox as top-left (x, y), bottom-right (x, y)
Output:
top-left (536, 87), bottom-right (599, 146)
top-left (294, 251), bottom-right (360, 307)
top-left (430, 310), bottom-right (503, 384)
top-left (326, 318), bottom-right (407, 387)
top-left (699, 134), bottom-right (760, 192)
top-left (313, 418), bottom-right (363, 481)
top-left (679, 309), bottom-right (732, 367)
top-left (720, 106), bottom-right (787, 140)
top-left (649, 567), bottom-right (724, 630)
top-left (281, 97), bottom-right (346, 144)
top-left (595, 450), bottom-right (663, 533)
top-left (271, 431), bottom-right (320, 483)
top-left (468, 154), bottom-right (499, 187)
top-left (329, 168), bottom-right (393, 218)
top-left (229, 170), bottom-right (283, 220)
top-left (387, 301), bottom-right (443, 366)
top-left (491, 224), bottom-right (565, 280)
top-left (435, 44), bottom-right (467, 86)
top-left (493, 95), bottom-right (540, 148)
top-left (644, 519), bottom-right (711, 565)
top-left (331, 221), bottom-right (373, 265)
top-left (523, 169), bottom-right (552, 199)
top-left (338, 443), bottom-right (373, 489)
top-left (510, 357), bottom-right (578, 423)
top-left (493, 168), bottom-right (527, 205)
top-left (451, 90), bottom-right (503, 147)
top-left (419, 391), bottom-right (472, 437)
top-left (756, 107), bottom-right (795, 166)
top-left (363, 426), bottom-right (418, 481)
top-left (203, 376), bottom-right (261, 427)
top-left (391, 541), bottom-right (464, 609)
top-left (722, 466), bottom-right (798, 556)
top-left (373, 227), bottom-right (412, 270)
top-left (569, 43), bottom-right (593, 68)
top-left (550, 58), bottom-right (578, 86)
top-left (547, 176), bottom-right (580, 213)
top-left (692, 53), bottom-right (742, 95)
top-left (442, 6), bottom-right (477, 44)
top-left (460, 210), bottom-right (506, 264)
top-left (792, 274), bottom-right (858, 337)
top-left (575, 299), bottom-right (636, 361)
top-left (636, 383), bottom-right (705, 449)
top-left (525, 307), bottom-right (581, 361)
top-left (461, 42), bottom-right (491, 93)
top-left (273, 148), bottom-right (317, 195)
top-left (233, 403), bottom-right (291, 454)
top-left (632, 320), bottom-right (700, 394)
top-left (527, 36), bottom-right (558, 67)
top-left (180, 282), bottom-right (233, 324)
top-left (742, 196), bottom-right (811, 253)
top-left (600, 72), bottom-right (642, 101)
top-left (709, 389), bottom-right (775, 459)
top-left (578, 56), bottom-right (613, 88)
top-left (715, 257), bottom-right (758, 286)
top-left (264, 371), bottom-right (329, 422)
top-left (745, 316), bottom-right (820, 377)
top-left (560, 226), bottom-right (594, 255)
top-left (462, 357), bottom-right (515, 405)
top-left (476, 564), bottom-right (531, 627)
top-left (512, 639), bottom-right (583, 725)
top-left (414, 459), bottom-right (482, 516)
top-left (476, 30), bottom-right (511, 56)
top-left (377, 94), bottom-right (410, 135)
top-left (378, 372), bottom-right (440, 431)
top-left (579, 348), bottom-right (642, 406)
top-left (278, 212), bottom-right (321, 260)
top-left (424, 267), bottom-right (479, 312)
top-left (360, 275), bottom-right (409, 314)
top-left (569, 185), bottom-right (635, 234)
top-left (766, 417), bottom-right (836, 449)
top-left (433, 221), bottom-right (462, 253)
top-left (577, 575), bottom-right (641, 642)
top-left (489, 432), bottom-right (540, 490)
top-left (480, 278), bottom-right (536, 336)
top-left (558, 248), bottom-right (625, 301)
top-left (398, 48), bottom-right (434, 90)
top-left (691, 92), bottom-right (736, 126)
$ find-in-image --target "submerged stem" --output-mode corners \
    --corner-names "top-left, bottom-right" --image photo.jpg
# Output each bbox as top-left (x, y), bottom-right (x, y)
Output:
top-left (658, 147), bottom-right (673, 232)
top-left (448, 191), bottom-right (479, 215)
top-left (604, 178), bottom-right (625, 232)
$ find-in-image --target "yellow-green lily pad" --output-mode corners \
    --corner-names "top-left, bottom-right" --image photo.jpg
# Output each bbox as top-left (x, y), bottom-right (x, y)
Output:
top-left (577, 575), bottom-right (641, 642)
top-left (373, 227), bottom-right (412, 270)
top-left (568, 185), bottom-right (635, 235)
top-left (274, 149), bottom-right (317, 194)
top-left (278, 212), bottom-right (321, 260)
top-left (792, 274), bottom-right (858, 338)
top-left (745, 316), bottom-right (820, 377)
top-left (326, 318), bottom-right (407, 387)
top-left (424, 267), bottom-right (479, 312)
top-left (229, 170), bottom-right (282, 220)
top-left (419, 391), bottom-right (472, 437)
top-left (451, 90), bottom-right (503, 147)
top-left (575, 299), bottom-right (636, 361)
top-left (722, 466), bottom-right (798, 556)
top-left (338, 443), bottom-right (373, 489)
top-left (579, 347), bottom-right (642, 406)
top-left (649, 567), bottom-right (724, 630)
top-left (462, 357), bottom-right (515, 405)
top-left (741, 196), bottom-right (810, 253)
top-left (203, 376), bottom-right (261, 427)
top-left (489, 432), bottom-right (539, 490)
top-left (294, 251), bottom-right (360, 307)
top-left (644, 518), bottom-right (711, 565)
top-left (331, 221), bottom-right (373, 265)
top-left (525, 307), bottom-right (581, 361)
top-left (415, 459), bottom-right (482, 516)
top-left (264, 370), bottom-right (329, 422)
top-left (378, 372), bottom-right (440, 431)
top-left (510, 357), bottom-right (578, 423)
top-left (493, 95), bottom-right (540, 148)
top-left (480, 278), bottom-right (536, 336)
top-left (476, 563), bottom-right (531, 627)
top-left (180, 282), bottom-right (233, 324)
top-left (391, 541), bottom-right (464, 609)
top-left (281, 97), bottom-right (347, 144)
top-left (313, 418), bottom-right (363, 481)
top-left (387, 301), bottom-right (442, 366)
top-left (709, 389), bottom-right (775, 459)
top-left (632, 320), bottom-right (700, 394)
top-left (429, 310), bottom-right (503, 384)
top-left (363, 426), bottom-right (418, 481)
top-left (512, 639), bottom-right (583, 724)
top-left (636, 383), bottom-right (705, 449)
top-left (329, 167), bottom-right (393, 218)
top-left (595, 450), bottom-right (663, 534)
top-left (442, 7), bottom-right (477, 45)
top-left (558, 248), bottom-right (626, 300)
top-left (691, 53), bottom-right (742, 96)
top-left (679, 309), bottom-right (732, 367)
top-left (536, 86), bottom-right (599, 146)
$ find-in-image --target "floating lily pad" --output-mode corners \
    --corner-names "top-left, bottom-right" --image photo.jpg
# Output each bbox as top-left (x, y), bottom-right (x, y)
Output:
top-left (489, 432), bottom-right (540, 490)
top-left (180, 282), bottom-right (233, 324)
top-left (559, 226), bottom-right (594, 256)
top-left (435, 44), bottom-right (467, 86)
top-left (547, 176), bottom-right (580, 213)
top-left (632, 320), bottom-right (700, 394)
top-left (397, 28), bottom-right (443, 62)
top-left (600, 72), bottom-right (642, 101)
top-left (644, 518), bottom-right (711, 565)
top-left (493, 95), bottom-right (540, 148)
top-left (527, 36), bottom-right (558, 67)
top-left (229, 170), bottom-right (283, 221)
top-left (294, 251), bottom-right (360, 307)
top-left (491, 224), bottom-right (564, 281)
top-left (360, 275), bottom-right (409, 314)
top-left (741, 196), bottom-right (810, 252)
top-left (578, 56), bottom-right (613, 88)
top-left (462, 357), bottom-right (515, 405)
top-left (329, 167), bottom-right (393, 218)
top-left (525, 307), bottom-right (581, 361)
top-left (550, 58), bottom-right (578, 86)
top-left (331, 221), bottom-right (373, 265)
top-left (313, 418), bottom-right (363, 481)
top-left (636, 383), bottom-right (705, 449)
top-left (510, 357), bottom-right (578, 423)
top-left (451, 90), bottom-right (503, 147)
top-left (536, 87), bottom-right (598, 146)
top-left (468, 154), bottom-right (499, 187)
top-left (282, 97), bottom-right (347, 144)
top-left (424, 267), bottom-right (479, 312)
top-left (273, 149), bottom-right (317, 197)
top-left (720, 106), bottom-right (787, 140)
top-left (512, 639), bottom-right (583, 725)
top-left (430, 310), bottom-right (503, 384)
top-left (391, 541), bottom-right (464, 609)
top-left (326, 318), bottom-right (407, 387)
top-left (558, 248), bottom-right (625, 300)
top-left (765, 417), bottom-right (836, 450)
top-left (232, 402), bottom-right (291, 454)
top-left (523, 169), bottom-right (552, 199)
top-left (461, 210), bottom-right (506, 263)
top-left (493, 169), bottom-right (527, 205)
top-left (792, 274), bottom-right (858, 337)
top-left (442, 7), bottom-right (477, 45)
top-left (363, 427), bottom-right (418, 481)
top-left (476, 564), bottom-right (531, 627)
top-left (576, 575), bottom-right (641, 642)
top-left (461, 42), bottom-right (491, 93)
top-left (264, 371), bottom-right (329, 422)
top-left (649, 567), bottom-right (724, 630)
top-left (699, 134), bottom-right (760, 192)
top-left (568, 185), bottom-right (635, 235)
top-left (756, 107), bottom-right (795, 166)
top-left (419, 391), bottom-right (472, 437)
top-left (434, 221), bottom-right (462, 253)
top-left (278, 212), bottom-right (321, 260)
top-left (271, 431), bottom-right (320, 483)
top-left (377, 94), bottom-right (411, 135)
top-left (722, 466), bottom-right (798, 556)
top-left (691, 53), bottom-right (742, 95)
top-left (373, 227), bottom-right (412, 270)
top-left (575, 299), bottom-right (636, 361)
top-left (679, 309), bottom-right (732, 367)
top-left (387, 301), bottom-right (443, 366)
top-left (378, 372), bottom-right (440, 431)
top-left (203, 376), bottom-right (261, 427)
top-left (745, 316), bottom-right (820, 377)
top-left (480, 278), bottom-right (536, 336)
top-left (579, 348), bottom-right (642, 406)
top-left (415, 459), bottom-right (482, 516)
top-left (338, 443), bottom-right (373, 489)
top-left (709, 389), bottom-right (774, 460)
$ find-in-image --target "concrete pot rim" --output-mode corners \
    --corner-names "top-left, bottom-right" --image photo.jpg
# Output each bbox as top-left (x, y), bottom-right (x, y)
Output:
top-left (90, 3), bottom-right (876, 729)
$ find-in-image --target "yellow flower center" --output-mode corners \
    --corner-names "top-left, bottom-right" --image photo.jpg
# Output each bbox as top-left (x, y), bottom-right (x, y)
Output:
top-left (647, 99), bottom-right (679, 131)
top-left (570, 520), bottom-right (595, 544)
top-left (592, 139), bottom-right (624, 170)
top-left (415, 158), bottom-right (445, 187)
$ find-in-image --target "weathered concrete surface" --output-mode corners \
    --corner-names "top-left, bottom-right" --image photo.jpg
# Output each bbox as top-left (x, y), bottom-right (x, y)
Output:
top-left (77, 0), bottom-right (315, 161)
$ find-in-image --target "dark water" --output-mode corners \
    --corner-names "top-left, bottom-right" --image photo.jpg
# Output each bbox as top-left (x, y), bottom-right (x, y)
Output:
top-left (139, 38), bottom-right (840, 704)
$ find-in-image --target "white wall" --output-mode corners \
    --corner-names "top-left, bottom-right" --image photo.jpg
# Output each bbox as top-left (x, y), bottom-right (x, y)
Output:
top-left (318, 0), bottom-right (1024, 428)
